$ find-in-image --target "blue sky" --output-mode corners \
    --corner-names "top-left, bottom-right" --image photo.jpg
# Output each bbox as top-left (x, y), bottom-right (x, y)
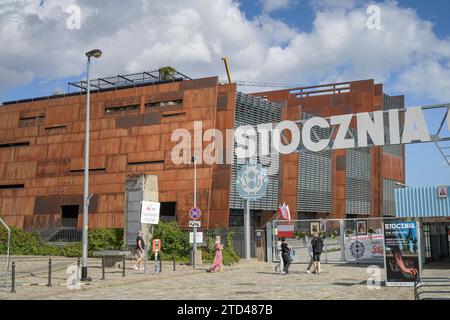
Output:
top-left (0, 0), bottom-right (449, 187)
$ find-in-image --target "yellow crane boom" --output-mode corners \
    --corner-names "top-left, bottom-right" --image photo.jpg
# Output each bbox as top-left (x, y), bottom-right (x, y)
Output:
top-left (222, 57), bottom-right (232, 84)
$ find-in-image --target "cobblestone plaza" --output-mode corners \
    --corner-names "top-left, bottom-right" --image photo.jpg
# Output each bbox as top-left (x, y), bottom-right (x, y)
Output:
top-left (1, 257), bottom-right (448, 300)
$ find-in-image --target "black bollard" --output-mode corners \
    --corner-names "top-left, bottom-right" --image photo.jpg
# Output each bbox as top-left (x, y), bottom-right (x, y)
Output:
top-left (77, 257), bottom-right (80, 268)
top-left (159, 258), bottom-right (162, 273)
top-left (47, 258), bottom-right (52, 287)
top-left (11, 262), bottom-right (16, 293)
top-left (101, 257), bottom-right (105, 280)
top-left (122, 255), bottom-right (126, 277)
top-left (173, 254), bottom-right (176, 271)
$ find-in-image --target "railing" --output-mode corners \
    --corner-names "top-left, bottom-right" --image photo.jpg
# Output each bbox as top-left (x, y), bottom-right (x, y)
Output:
top-left (29, 227), bottom-right (82, 243)
top-left (414, 277), bottom-right (450, 300)
top-left (0, 218), bottom-right (11, 285)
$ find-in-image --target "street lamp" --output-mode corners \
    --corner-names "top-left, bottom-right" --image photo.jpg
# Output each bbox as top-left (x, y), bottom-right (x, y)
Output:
top-left (81, 49), bottom-right (102, 281)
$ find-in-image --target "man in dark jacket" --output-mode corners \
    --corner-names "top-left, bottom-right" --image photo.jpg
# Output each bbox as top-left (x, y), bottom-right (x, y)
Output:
top-left (311, 232), bottom-right (324, 275)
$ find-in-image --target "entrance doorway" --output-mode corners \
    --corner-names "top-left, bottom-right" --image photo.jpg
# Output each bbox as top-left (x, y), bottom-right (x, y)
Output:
top-left (61, 205), bottom-right (79, 228)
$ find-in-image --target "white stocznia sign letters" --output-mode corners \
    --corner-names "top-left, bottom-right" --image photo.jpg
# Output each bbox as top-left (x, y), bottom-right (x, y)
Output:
top-left (234, 106), bottom-right (438, 154)
top-left (171, 105), bottom-right (449, 171)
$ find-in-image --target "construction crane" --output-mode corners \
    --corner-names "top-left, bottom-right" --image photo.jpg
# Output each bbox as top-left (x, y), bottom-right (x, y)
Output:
top-left (222, 57), bottom-right (233, 84)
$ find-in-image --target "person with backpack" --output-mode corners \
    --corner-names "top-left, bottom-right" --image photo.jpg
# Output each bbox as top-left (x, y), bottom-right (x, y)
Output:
top-left (281, 238), bottom-right (292, 274)
top-left (311, 232), bottom-right (324, 275)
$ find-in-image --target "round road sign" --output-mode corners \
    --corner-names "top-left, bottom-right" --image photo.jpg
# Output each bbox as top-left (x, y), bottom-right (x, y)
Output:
top-left (189, 207), bottom-right (202, 220)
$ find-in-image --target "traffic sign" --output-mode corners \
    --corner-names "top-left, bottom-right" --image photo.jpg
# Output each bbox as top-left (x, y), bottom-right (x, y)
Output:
top-left (189, 220), bottom-right (201, 228)
top-left (189, 207), bottom-right (202, 220)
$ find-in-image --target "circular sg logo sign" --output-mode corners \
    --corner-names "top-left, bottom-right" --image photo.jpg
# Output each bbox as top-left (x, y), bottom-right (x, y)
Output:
top-left (350, 240), bottom-right (366, 259)
top-left (236, 162), bottom-right (269, 201)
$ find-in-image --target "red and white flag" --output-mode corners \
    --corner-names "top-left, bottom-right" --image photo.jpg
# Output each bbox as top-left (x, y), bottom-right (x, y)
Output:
top-left (280, 202), bottom-right (291, 220)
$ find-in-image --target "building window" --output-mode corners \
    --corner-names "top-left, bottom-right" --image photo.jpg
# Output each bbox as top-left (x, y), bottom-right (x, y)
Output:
top-left (105, 104), bottom-right (140, 114)
top-left (0, 142), bottom-right (30, 148)
top-left (145, 99), bottom-right (183, 109)
top-left (159, 202), bottom-right (177, 223)
top-left (19, 115), bottom-right (45, 127)
top-left (61, 205), bottom-right (79, 228)
top-left (0, 184), bottom-right (25, 189)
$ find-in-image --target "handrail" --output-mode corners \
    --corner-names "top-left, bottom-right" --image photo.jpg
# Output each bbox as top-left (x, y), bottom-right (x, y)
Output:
top-left (414, 277), bottom-right (450, 300)
top-left (0, 218), bottom-right (11, 286)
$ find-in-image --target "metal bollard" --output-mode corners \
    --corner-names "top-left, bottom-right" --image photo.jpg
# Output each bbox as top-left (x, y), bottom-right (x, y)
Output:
top-left (159, 258), bottom-right (162, 273)
top-left (122, 255), bottom-right (126, 277)
top-left (77, 257), bottom-right (80, 268)
top-left (101, 257), bottom-right (105, 280)
top-left (11, 262), bottom-right (16, 293)
top-left (173, 254), bottom-right (176, 271)
top-left (47, 258), bottom-right (52, 287)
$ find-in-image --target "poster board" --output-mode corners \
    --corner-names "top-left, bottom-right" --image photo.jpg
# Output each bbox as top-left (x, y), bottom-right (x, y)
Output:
top-left (140, 201), bottom-right (160, 224)
top-left (383, 221), bottom-right (420, 286)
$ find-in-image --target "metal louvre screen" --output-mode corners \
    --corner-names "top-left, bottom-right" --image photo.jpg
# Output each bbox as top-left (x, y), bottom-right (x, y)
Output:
top-left (383, 179), bottom-right (398, 216)
top-left (383, 144), bottom-right (402, 157)
top-left (297, 112), bottom-right (332, 213)
top-left (229, 92), bottom-right (282, 210)
top-left (298, 151), bottom-right (332, 212)
top-left (383, 94), bottom-right (404, 156)
top-left (346, 147), bottom-right (372, 215)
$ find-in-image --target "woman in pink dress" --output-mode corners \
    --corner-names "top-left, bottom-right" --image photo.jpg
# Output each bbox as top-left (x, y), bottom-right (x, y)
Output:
top-left (210, 236), bottom-right (224, 272)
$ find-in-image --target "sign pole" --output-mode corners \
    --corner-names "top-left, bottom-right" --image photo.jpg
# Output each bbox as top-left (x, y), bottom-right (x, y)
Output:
top-left (193, 155), bottom-right (198, 269)
top-left (245, 199), bottom-right (251, 260)
top-left (144, 224), bottom-right (149, 274)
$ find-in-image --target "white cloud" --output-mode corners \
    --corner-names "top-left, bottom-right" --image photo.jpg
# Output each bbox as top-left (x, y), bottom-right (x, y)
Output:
top-left (0, 0), bottom-right (450, 104)
top-left (260, 0), bottom-right (292, 13)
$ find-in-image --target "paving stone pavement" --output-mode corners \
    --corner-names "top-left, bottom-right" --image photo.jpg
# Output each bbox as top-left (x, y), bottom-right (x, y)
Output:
top-left (0, 256), bottom-right (449, 300)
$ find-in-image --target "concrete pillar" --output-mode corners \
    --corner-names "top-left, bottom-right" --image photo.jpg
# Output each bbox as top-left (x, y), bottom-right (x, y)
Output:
top-left (124, 175), bottom-right (158, 251)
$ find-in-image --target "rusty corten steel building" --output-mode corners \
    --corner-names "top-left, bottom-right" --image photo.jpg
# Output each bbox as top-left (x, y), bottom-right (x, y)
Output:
top-left (252, 80), bottom-right (405, 222)
top-left (0, 73), bottom-right (405, 230)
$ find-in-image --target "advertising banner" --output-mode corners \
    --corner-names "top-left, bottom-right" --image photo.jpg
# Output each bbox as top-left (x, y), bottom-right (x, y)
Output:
top-left (345, 234), bottom-right (384, 261)
top-left (383, 221), bottom-right (420, 286)
top-left (277, 224), bottom-right (294, 238)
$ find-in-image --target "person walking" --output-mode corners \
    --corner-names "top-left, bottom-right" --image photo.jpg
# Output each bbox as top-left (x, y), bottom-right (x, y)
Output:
top-left (311, 232), bottom-right (324, 275)
top-left (281, 238), bottom-right (292, 274)
top-left (134, 230), bottom-right (146, 271)
top-left (274, 238), bottom-right (285, 275)
top-left (210, 236), bottom-right (224, 273)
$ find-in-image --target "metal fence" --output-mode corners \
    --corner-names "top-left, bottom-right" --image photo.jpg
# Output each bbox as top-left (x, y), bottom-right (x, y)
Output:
top-left (26, 227), bottom-right (82, 244)
top-left (179, 226), bottom-right (255, 258)
top-left (271, 217), bottom-right (413, 264)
